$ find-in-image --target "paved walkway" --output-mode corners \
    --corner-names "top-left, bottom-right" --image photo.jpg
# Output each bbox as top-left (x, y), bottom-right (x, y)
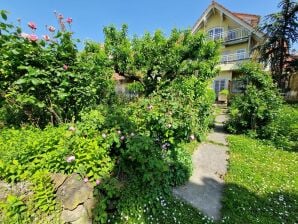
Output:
top-left (173, 106), bottom-right (229, 221)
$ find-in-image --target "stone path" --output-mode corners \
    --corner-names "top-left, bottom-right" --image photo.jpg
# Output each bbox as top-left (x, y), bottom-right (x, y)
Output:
top-left (173, 105), bottom-right (229, 221)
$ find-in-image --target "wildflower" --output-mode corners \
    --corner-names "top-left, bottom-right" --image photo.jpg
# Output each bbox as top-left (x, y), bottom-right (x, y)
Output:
top-left (95, 179), bottom-right (101, 185)
top-left (28, 22), bottom-right (37, 30)
top-left (63, 64), bottom-right (69, 70)
top-left (66, 17), bottom-right (73, 24)
top-left (21, 32), bottom-right (29, 39)
top-left (83, 177), bottom-right (88, 183)
top-left (28, 34), bottom-right (38, 42)
top-left (147, 105), bottom-right (153, 110)
top-left (167, 124), bottom-right (172, 128)
top-left (66, 155), bottom-right (75, 163)
top-left (117, 130), bottom-right (121, 134)
top-left (58, 14), bottom-right (64, 19)
top-left (102, 133), bottom-right (107, 138)
top-left (130, 132), bottom-right (135, 137)
top-left (43, 35), bottom-right (50, 41)
top-left (120, 135), bottom-right (125, 141)
top-left (68, 126), bottom-right (75, 131)
top-left (190, 134), bottom-right (195, 141)
top-left (48, 25), bottom-right (55, 32)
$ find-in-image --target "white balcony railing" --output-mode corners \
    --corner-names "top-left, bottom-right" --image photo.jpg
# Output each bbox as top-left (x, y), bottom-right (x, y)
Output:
top-left (208, 28), bottom-right (250, 42)
top-left (221, 51), bottom-right (250, 63)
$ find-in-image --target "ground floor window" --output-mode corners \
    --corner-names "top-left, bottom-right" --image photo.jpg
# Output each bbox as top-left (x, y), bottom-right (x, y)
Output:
top-left (231, 79), bottom-right (244, 93)
top-left (214, 79), bottom-right (226, 93)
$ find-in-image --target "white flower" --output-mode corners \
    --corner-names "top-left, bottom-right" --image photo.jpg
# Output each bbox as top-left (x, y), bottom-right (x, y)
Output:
top-left (66, 155), bottom-right (75, 163)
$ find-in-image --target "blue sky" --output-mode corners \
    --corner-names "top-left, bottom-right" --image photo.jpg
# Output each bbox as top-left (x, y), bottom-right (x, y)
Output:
top-left (2, 0), bottom-right (295, 49)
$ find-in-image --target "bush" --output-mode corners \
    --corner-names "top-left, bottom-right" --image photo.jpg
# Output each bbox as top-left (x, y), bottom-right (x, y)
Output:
top-left (227, 62), bottom-right (283, 133)
top-left (261, 105), bottom-right (298, 150)
top-left (0, 11), bottom-right (114, 127)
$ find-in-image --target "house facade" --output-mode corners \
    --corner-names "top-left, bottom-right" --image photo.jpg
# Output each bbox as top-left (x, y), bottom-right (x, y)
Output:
top-left (192, 1), bottom-right (264, 95)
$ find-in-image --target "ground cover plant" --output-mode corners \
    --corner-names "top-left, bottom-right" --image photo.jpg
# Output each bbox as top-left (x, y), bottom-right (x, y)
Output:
top-left (222, 135), bottom-right (298, 224)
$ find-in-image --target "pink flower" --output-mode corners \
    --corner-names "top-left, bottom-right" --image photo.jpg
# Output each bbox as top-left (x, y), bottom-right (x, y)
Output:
top-left (21, 32), bottom-right (29, 39)
top-left (66, 155), bottom-right (75, 163)
top-left (63, 64), bottom-right (69, 70)
top-left (102, 133), bottom-right (107, 138)
top-left (95, 179), bottom-right (101, 185)
top-left (28, 22), bottom-right (37, 30)
top-left (43, 35), bottom-right (50, 41)
top-left (48, 26), bottom-right (55, 32)
top-left (68, 126), bottom-right (75, 131)
top-left (83, 177), bottom-right (89, 183)
top-left (28, 34), bottom-right (38, 42)
top-left (66, 17), bottom-right (73, 24)
top-left (190, 134), bottom-right (195, 141)
top-left (120, 136), bottom-right (125, 141)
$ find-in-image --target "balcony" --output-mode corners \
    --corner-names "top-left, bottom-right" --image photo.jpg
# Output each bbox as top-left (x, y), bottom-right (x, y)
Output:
top-left (221, 51), bottom-right (250, 63)
top-left (208, 28), bottom-right (250, 44)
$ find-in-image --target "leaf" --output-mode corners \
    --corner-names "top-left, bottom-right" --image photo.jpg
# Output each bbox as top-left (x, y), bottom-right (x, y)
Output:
top-left (1, 10), bottom-right (8, 20)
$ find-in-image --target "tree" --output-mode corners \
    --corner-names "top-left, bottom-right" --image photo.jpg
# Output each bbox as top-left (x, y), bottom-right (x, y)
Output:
top-left (257, 0), bottom-right (298, 90)
top-left (103, 25), bottom-right (220, 95)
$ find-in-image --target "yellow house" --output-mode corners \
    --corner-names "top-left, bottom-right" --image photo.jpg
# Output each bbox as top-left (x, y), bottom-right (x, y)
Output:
top-left (192, 1), bottom-right (264, 95)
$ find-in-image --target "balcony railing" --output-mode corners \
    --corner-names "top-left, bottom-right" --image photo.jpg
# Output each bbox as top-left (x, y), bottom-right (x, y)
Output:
top-left (221, 52), bottom-right (250, 63)
top-left (208, 28), bottom-right (250, 42)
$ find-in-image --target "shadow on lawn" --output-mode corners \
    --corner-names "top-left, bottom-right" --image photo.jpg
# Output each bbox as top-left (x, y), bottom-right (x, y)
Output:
top-left (220, 179), bottom-right (297, 223)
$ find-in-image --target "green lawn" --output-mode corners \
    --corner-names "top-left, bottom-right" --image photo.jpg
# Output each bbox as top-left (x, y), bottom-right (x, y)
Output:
top-left (222, 135), bottom-right (298, 224)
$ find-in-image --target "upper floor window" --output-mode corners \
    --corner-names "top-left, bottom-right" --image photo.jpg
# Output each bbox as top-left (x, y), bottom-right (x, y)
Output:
top-left (236, 49), bottom-right (246, 60)
top-left (208, 27), bottom-right (223, 40)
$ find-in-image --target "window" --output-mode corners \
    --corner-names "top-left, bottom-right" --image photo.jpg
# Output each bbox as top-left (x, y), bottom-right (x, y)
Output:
top-left (236, 49), bottom-right (246, 60)
top-left (208, 27), bottom-right (223, 40)
top-left (231, 80), bottom-right (245, 93)
top-left (227, 30), bottom-right (237, 41)
top-left (214, 80), bottom-right (226, 93)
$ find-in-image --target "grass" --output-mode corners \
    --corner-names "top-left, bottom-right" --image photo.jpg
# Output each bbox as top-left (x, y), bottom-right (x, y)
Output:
top-left (221, 135), bottom-right (298, 224)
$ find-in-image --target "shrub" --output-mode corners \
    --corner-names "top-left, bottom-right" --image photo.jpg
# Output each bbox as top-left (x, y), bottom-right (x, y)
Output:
top-left (0, 11), bottom-right (114, 127)
top-left (227, 62), bottom-right (283, 133)
top-left (261, 105), bottom-right (298, 150)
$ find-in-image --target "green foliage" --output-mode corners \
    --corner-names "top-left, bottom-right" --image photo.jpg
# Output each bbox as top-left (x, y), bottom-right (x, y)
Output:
top-left (0, 14), bottom-right (113, 127)
top-left (93, 178), bottom-right (123, 223)
top-left (121, 136), bottom-right (169, 187)
top-left (261, 104), bottom-right (298, 150)
top-left (227, 62), bottom-right (283, 133)
top-left (219, 89), bottom-right (229, 96)
top-left (126, 81), bottom-right (144, 95)
top-left (104, 25), bottom-right (219, 95)
top-left (0, 195), bottom-right (29, 223)
top-left (223, 135), bottom-right (298, 223)
top-left (29, 171), bottom-right (57, 214)
top-left (0, 125), bottom-right (116, 183)
top-left (0, 10), bottom-right (219, 223)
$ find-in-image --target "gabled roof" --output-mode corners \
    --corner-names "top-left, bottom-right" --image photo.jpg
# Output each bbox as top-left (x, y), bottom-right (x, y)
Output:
top-left (192, 1), bottom-right (263, 38)
top-left (232, 12), bottom-right (260, 28)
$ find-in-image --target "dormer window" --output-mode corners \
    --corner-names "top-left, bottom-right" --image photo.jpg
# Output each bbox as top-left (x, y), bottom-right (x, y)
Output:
top-left (208, 27), bottom-right (223, 40)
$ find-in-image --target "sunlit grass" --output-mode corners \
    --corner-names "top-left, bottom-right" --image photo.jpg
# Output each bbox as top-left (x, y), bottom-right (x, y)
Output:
top-left (222, 135), bottom-right (298, 224)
